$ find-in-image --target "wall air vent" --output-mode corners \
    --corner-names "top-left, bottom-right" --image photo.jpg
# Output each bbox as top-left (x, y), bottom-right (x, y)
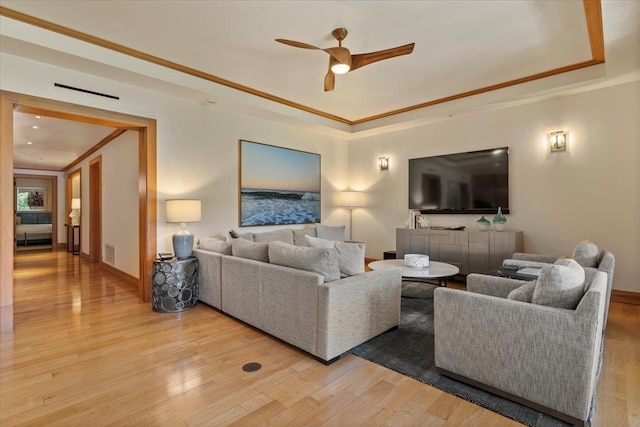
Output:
top-left (54, 83), bottom-right (120, 100)
top-left (105, 244), bottom-right (115, 264)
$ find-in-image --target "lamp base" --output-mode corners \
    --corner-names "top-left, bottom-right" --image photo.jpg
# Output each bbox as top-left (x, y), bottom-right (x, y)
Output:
top-left (173, 224), bottom-right (194, 259)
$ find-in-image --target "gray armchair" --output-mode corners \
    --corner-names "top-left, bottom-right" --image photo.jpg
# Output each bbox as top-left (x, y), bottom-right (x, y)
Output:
top-left (434, 267), bottom-right (608, 426)
top-left (503, 241), bottom-right (614, 327)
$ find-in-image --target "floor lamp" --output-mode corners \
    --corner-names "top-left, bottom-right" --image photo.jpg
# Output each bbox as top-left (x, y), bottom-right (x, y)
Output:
top-left (339, 191), bottom-right (364, 241)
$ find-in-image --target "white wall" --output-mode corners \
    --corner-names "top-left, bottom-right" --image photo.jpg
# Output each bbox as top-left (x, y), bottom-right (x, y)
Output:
top-left (74, 131), bottom-right (140, 278)
top-left (1, 54), bottom-right (350, 269)
top-left (349, 81), bottom-right (640, 292)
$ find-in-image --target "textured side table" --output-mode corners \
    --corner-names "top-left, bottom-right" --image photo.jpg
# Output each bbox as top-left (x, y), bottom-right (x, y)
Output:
top-left (152, 256), bottom-right (199, 313)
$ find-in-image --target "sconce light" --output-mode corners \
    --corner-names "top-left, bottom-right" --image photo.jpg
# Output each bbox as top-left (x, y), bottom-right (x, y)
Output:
top-left (549, 131), bottom-right (567, 152)
top-left (378, 156), bottom-right (389, 171)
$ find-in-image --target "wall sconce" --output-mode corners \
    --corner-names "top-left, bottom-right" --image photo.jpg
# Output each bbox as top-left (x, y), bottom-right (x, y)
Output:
top-left (378, 156), bottom-right (389, 170)
top-left (549, 131), bottom-right (567, 152)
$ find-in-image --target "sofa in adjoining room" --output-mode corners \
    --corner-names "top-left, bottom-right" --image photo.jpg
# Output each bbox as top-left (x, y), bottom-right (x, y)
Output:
top-left (193, 225), bottom-right (402, 364)
top-left (434, 258), bottom-right (608, 426)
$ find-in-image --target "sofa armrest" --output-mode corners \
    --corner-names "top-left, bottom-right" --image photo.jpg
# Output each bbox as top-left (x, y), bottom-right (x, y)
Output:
top-left (512, 252), bottom-right (559, 263)
top-left (434, 281), bottom-right (605, 421)
top-left (317, 268), bottom-right (402, 360)
top-left (192, 248), bottom-right (223, 309)
top-left (466, 273), bottom-right (530, 298)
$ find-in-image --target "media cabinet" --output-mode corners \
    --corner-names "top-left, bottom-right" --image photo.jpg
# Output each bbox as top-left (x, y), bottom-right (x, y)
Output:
top-left (396, 228), bottom-right (523, 276)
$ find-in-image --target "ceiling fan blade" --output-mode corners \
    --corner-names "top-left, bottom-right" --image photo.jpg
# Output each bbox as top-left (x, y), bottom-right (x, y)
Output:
top-left (324, 46), bottom-right (352, 67)
top-left (324, 69), bottom-right (335, 92)
top-left (324, 59), bottom-right (336, 92)
top-left (350, 43), bottom-right (415, 71)
top-left (275, 39), bottom-right (323, 50)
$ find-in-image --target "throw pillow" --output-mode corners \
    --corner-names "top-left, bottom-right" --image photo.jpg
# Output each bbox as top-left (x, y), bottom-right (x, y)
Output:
top-left (571, 240), bottom-right (599, 268)
top-left (268, 241), bottom-right (340, 282)
top-left (507, 281), bottom-right (537, 303)
top-left (253, 229), bottom-right (294, 245)
top-left (293, 227), bottom-right (317, 246)
top-left (231, 238), bottom-right (269, 263)
top-left (198, 237), bottom-right (232, 255)
top-left (315, 224), bottom-right (345, 242)
top-left (532, 258), bottom-right (585, 309)
top-left (305, 235), bottom-right (365, 276)
top-left (228, 229), bottom-right (254, 241)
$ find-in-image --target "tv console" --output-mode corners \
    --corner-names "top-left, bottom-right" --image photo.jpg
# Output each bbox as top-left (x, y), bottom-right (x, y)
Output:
top-left (396, 228), bottom-right (523, 276)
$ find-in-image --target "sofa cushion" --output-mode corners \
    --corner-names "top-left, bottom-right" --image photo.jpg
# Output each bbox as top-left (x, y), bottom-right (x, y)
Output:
top-left (253, 229), bottom-right (294, 245)
top-left (507, 281), bottom-right (537, 302)
top-left (293, 227), bottom-right (317, 246)
top-left (231, 238), bottom-right (269, 263)
top-left (305, 235), bottom-right (364, 277)
top-left (315, 224), bottom-right (345, 242)
top-left (268, 241), bottom-right (340, 282)
top-left (532, 258), bottom-right (585, 309)
top-left (198, 237), bottom-right (232, 255)
top-left (571, 240), bottom-right (599, 268)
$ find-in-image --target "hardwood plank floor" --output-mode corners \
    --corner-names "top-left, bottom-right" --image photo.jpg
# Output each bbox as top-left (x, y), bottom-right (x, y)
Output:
top-left (1, 250), bottom-right (637, 426)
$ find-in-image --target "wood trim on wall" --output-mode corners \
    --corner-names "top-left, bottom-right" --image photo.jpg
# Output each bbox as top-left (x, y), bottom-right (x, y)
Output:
top-left (63, 129), bottom-right (127, 173)
top-left (0, 92), bottom-right (15, 332)
top-left (0, 90), bottom-right (157, 333)
top-left (0, 1), bottom-right (605, 126)
top-left (88, 156), bottom-right (102, 263)
top-left (611, 290), bottom-right (640, 306)
top-left (13, 173), bottom-right (58, 248)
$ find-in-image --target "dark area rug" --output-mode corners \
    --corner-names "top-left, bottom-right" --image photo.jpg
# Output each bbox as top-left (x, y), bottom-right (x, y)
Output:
top-left (349, 282), bottom-right (572, 427)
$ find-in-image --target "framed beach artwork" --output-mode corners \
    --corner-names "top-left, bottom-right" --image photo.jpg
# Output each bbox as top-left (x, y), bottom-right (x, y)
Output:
top-left (239, 140), bottom-right (321, 226)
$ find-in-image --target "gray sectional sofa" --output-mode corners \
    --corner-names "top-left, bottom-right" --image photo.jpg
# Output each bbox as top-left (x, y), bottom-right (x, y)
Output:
top-left (193, 226), bottom-right (402, 364)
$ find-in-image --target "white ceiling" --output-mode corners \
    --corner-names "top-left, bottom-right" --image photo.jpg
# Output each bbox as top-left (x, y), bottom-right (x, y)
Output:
top-left (2, 0), bottom-right (640, 170)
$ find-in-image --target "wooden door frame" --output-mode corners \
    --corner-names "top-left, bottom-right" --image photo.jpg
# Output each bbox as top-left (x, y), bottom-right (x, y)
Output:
top-left (88, 156), bottom-right (102, 263)
top-left (13, 173), bottom-right (58, 250)
top-left (66, 168), bottom-right (81, 250)
top-left (0, 90), bottom-right (157, 332)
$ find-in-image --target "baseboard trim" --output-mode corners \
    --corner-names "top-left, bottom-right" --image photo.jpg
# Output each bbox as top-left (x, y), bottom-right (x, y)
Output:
top-left (611, 290), bottom-right (640, 305)
top-left (80, 252), bottom-right (90, 262)
top-left (100, 262), bottom-right (139, 287)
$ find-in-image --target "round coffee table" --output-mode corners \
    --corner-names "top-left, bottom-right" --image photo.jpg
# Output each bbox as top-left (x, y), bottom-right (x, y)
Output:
top-left (368, 259), bottom-right (460, 286)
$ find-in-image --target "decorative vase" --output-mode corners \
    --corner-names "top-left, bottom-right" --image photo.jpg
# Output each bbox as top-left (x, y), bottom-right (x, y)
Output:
top-left (476, 215), bottom-right (490, 231)
top-left (493, 207), bottom-right (507, 231)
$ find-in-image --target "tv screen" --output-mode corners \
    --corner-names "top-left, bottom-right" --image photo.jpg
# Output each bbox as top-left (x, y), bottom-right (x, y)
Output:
top-left (409, 147), bottom-right (509, 214)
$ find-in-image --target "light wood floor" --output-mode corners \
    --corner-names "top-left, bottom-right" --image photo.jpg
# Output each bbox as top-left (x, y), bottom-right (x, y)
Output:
top-left (1, 250), bottom-right (638, 426)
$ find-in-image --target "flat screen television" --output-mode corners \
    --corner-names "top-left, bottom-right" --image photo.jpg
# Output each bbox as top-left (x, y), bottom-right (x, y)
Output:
top-left (409, 147), bottom-right (509, 214)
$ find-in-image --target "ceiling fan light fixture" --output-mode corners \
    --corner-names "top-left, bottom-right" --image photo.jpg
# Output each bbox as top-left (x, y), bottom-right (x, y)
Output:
top-left (331, 63), bottom-right (350, 74)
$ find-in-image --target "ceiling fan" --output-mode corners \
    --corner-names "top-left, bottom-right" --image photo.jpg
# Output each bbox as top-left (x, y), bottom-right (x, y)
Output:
top-left (276, 28), bottom-right (415, 92)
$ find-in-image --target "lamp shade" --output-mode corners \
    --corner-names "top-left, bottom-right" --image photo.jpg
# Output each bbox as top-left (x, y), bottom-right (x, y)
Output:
top-left (166, 199), bottom-right (201, 223)
top-left (71, 198), bottom-right (81, 209)
top-left (338, 191), bottom-right (364, 208)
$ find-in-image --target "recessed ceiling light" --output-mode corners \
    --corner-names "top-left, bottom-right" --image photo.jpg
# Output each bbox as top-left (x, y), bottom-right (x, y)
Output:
top-left (32, 125), bottom-right (39, 129)
top-left (27, 141), bottom-right (33, 145)
top-left (35, 115), bottom-right (42, 119)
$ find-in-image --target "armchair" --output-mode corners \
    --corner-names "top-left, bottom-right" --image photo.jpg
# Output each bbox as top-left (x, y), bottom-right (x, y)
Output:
top-left (434, 267), bottom-right (608, 426)
top-left (503, 241), bottom-right (614, 327)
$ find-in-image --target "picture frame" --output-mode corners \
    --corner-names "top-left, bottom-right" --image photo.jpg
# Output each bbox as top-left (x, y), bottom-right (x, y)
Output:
top-left (16, 186), bottom-right (48, 211)
top-left (239, 140), bottom-right (321, 227)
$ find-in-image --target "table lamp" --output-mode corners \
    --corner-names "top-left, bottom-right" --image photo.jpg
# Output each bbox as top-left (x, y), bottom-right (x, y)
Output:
top-left (69, 198), bottom-right (81, 226)
top-left (166, 199), bottom-right (201, 259)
